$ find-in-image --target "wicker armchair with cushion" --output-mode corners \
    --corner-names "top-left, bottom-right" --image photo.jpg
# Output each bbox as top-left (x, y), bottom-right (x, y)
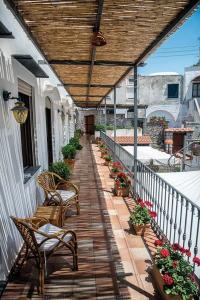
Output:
top-left (11, 216), bottom-right (78, 294)
top-left (37, 172), bottom-right (80, 225)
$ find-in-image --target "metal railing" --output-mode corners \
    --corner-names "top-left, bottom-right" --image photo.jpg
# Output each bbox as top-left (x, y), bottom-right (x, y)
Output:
top-left (100, 131), bottom-right (200, 273)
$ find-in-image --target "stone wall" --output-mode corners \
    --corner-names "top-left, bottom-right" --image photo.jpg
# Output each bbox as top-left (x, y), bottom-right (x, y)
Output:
top-left (145, 124), bottom-right (165, 148)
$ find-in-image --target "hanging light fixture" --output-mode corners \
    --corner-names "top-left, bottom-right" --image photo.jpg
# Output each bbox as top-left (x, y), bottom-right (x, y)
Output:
top-left (92, 31), bottom-right (107, 47)
top-left (3, 90), bottom-right (28, 124)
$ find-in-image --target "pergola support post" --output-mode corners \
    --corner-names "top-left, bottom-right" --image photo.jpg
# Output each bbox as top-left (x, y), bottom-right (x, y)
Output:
top-left (114, 87), bottom-right (117, 160)
top-left (133, 65), bottom-right (138, 196)
top-left (104, 97), bottom-right (107, 133)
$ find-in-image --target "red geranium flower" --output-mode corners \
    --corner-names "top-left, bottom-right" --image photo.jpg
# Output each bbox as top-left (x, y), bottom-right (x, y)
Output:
top-left (162, 274), bottom-right (174, 286)
top-left (185, 249), bottom-right (191, 257)
top-left (139, 202), bottom-right (146, 208)
top-left (137, 198), bottom-right (143, 204)
top-left (154, 240), bottom-right (163, 247)
top-left (172, 243), bottom-right (180, 251)
top-left (193, 257), bottom-right (200, 266)
top-left (160, 248), bottom-right (170, 258)
top-left (149, 211), bottom-right (157, 218)
top-left (144, 201), bottom-right (153, 207)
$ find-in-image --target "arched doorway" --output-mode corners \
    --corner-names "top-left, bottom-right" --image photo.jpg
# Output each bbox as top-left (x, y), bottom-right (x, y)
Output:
top-left (45, 97), bottom-right (53, 165)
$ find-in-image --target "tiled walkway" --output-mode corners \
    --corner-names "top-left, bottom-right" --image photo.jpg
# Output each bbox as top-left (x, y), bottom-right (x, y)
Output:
top-left (2, 136), bottom-right (157, 299)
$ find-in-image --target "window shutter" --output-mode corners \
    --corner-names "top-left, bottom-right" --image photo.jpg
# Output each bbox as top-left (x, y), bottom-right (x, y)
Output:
top-left (18, 79), bottom-right (32, 96)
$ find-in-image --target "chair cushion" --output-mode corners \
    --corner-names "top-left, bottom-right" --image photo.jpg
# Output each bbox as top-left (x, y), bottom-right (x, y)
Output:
top-left (56, 190), bottom-right (76, 202)
top-left (35, 223), bottom-right (72, 252)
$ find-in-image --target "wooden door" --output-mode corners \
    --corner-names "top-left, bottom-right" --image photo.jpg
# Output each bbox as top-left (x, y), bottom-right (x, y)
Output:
top-left (85, 115), bottom-right (95, 134)
top-left (45, 107), bottom-right (53, 165)
top-left (173, 133), bottom-right (184, 153)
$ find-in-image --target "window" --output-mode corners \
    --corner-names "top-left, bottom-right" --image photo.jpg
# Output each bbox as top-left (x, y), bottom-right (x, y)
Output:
top-left (192, 83), bottom-right (200, 97)
top-left (126, 87), bottom-right (134, 99)
top-left (18, 79), bottom-right (35, 169)
top-left (167, 84), bottom-right (179, 98)
top-left (127, 76), bottom-right (134, 86)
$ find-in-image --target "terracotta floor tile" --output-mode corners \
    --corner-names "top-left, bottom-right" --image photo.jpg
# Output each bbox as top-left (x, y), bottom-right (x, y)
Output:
top-left (2, 137), bottom-right (155, 300)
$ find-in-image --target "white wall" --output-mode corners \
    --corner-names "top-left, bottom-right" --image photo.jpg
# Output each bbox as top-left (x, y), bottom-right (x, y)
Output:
top-left (184, 66), bottom-right (200, 101)
top-left (0, 2), bottom-right (75, 281)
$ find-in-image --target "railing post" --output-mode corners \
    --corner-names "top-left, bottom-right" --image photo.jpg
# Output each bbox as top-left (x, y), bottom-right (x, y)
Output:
top-left (133, 65), bottom-right (138, 195)
top-left (114, 87), bottom-right (117, 160)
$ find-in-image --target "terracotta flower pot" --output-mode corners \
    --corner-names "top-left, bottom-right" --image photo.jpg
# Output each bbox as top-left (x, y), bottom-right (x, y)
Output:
top-left (114, 182), bottom-right (130, 197)
top-left (151, 265), bottom-right (192, 300)
top-left (132, 223), bottom-right (150, 236)
top-left (104, 160), bottom-right (111, 166)
top-left (64, 158), bottom-right (75, 169)
top-left (101, 151), bottom-right (107, 158)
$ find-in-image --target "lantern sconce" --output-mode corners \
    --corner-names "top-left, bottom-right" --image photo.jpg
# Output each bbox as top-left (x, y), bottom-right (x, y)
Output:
top-left (3, 90), bottom-right (28, 124)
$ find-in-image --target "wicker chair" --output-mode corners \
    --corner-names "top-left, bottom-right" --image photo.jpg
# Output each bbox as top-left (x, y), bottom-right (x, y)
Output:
top-left (37, 172), bottom-right (80, 225)
top-left (11, 216), bottom-right (78, 294)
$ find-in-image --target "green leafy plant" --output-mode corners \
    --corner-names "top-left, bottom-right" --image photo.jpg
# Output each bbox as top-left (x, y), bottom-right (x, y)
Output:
top-left (69, 137), bottom-right (83, 150)
top-left (49, 161), bottom-right (70, 181)
top-left (95, 124), bottom-right (106, 132)
top-left (154, 242), bottom-right (199, 300)
top-left (62, 144), bottom-right (76, 159)
top-left (104, 155), bottom-right (112, 162)
top-left (129, 198), bottom-right (157, 226)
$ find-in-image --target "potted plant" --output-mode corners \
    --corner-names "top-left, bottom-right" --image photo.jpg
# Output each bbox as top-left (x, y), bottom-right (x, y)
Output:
top-left (104, 154), bottom-right (112, 166)
top-left (99, 144), bottom-right (108, 158)
top-left (113, 172), bottom-right (131, 197)
top-left (152, 241), bottom-right (199, 300)
top-left (69, 137), bottom-right (83, 150)
top-left (110, 161), bottom-right (123, 178)
top-left (129, 198), bottom-right (157, 235)
top-left (49, 161), bottom-right (71, 183)
top-left (62, 144), bottom-right (76, 169)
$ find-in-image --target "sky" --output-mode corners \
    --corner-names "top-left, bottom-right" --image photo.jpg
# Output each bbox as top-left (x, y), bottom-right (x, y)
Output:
top-left (140, 6), bottom-right (200, 76)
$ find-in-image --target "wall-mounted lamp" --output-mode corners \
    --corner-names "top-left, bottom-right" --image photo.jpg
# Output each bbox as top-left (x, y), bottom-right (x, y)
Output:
top-left (3, 90), bottom-right (28, 124)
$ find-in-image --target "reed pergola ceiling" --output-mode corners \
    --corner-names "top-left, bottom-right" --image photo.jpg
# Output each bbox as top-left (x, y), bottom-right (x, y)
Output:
top-left (6, 0), bottom-right (200, 107)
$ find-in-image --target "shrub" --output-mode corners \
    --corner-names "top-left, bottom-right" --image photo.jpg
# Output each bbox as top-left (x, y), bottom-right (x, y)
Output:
top-left (62, 144), bottom-right (76, 159)
top-left (49, 161), bottom-right (70, 181)
top-left (115, 172), bottom-right (130, 188)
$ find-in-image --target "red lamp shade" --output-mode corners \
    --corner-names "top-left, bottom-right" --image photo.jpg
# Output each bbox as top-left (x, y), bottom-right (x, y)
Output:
top-left (92, 31), bottom-right (107, 47)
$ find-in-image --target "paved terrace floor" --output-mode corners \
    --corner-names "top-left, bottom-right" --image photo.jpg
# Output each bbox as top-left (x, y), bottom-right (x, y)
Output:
top-left (2, 136), bottom-right (158, 300)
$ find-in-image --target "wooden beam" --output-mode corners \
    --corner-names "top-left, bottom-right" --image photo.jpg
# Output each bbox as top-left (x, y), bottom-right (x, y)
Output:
top-left (49, 59), bottom-right (135, 67)
top-left (63, 83), bottom-right (113, 88)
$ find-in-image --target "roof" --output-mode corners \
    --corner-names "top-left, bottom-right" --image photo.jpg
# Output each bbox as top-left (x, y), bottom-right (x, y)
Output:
top-left (192, 76), bottom-right (200, 82)
top-left (149, 72), bottom-right (180, 76)
top-left (7, 0), bottom-right (199, 108)
top-left (165, 128), bottom-right (194, 133)
top-left (115, 136), bottom-right (152, 145)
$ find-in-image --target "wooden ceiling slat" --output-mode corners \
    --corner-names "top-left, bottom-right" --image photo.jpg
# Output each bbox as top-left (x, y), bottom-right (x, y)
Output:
top-left (10, 0), bottom-right (199, 107)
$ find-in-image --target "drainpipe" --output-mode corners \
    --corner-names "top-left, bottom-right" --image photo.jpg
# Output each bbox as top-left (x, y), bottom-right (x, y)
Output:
top-left (114, 87), bottom-right (117, 160)
top-left (134, 65), bottom-right (138, 195)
